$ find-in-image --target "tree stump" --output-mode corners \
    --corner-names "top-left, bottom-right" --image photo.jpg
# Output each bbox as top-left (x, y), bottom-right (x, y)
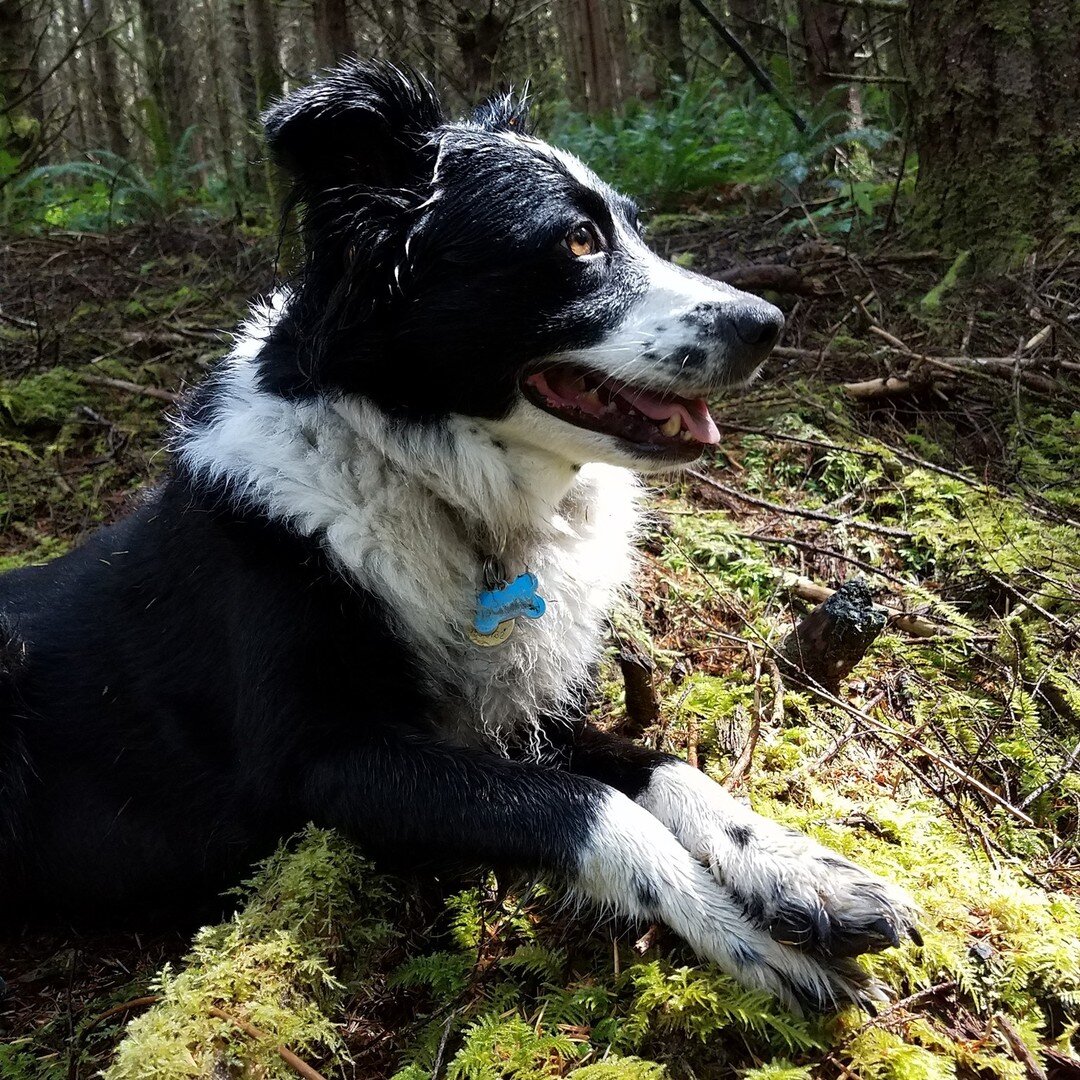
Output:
top-left (779, 578), bottom-right (886, 694)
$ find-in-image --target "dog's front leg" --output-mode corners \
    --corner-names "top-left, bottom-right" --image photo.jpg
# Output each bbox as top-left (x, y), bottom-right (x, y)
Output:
top-left (302, 733), bottom-right (883, 1011)
top-left (563, 724), bottom-right (920, 961)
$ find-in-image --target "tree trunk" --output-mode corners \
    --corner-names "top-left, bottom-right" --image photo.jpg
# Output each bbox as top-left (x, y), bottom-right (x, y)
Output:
top-left (313, 0), bottom-right (352, 68)
top-left (797, 0), bottom-right (851, 103)
top-left (247, 0), bottom-right (282, 112)
top-left (454, 4), bottom-right (506, 102)
top-left (85, 0), bottom-right (128, 156)
top-left (0, 0), bottom-right (43, 166)
top-left (204, 0), bottom-right (241, 211)
top-left (642, 0), bottom-right (685, 98)
top-left (228, 0), bottom-right (260, 191)
top-left (559, 0), bottom-right (589, 111)
top-left (568, 0), bottom-right (618, 113)
top-left (909, 0), bottom-right (1080, 271)
top-left (136, 0), bottom-right (196, 147)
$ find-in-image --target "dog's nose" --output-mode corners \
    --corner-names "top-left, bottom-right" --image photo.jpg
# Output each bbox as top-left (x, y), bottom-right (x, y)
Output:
top-left (721, 299), bottom-right (784, 369)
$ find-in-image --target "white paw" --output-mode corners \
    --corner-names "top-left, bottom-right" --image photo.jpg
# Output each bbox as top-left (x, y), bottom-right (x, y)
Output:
top-left (639, 762), bottom-right (921, 959)
top-left (575, 788), bottom-right (896, 1014)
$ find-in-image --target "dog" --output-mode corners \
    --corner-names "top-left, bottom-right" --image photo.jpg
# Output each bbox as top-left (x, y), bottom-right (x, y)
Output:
top-left (0, 61), bottom-right (918, 1012)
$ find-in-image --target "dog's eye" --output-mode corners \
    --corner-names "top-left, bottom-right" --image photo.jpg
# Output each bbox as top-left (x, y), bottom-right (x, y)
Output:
top-left (565, 222), bottom-right (602, 258)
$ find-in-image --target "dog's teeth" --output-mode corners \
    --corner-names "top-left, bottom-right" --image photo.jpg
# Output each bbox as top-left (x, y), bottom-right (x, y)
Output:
top-left (660, 415), bottom-right (682, 437)
top-left (581, 389), bottom-right (601, 407)
top-left (679, 430), bottom-right (693, 442)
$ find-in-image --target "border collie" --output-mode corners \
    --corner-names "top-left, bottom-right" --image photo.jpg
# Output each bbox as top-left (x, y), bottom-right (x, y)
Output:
top-left (0, 61), bottom-right (918, 1012)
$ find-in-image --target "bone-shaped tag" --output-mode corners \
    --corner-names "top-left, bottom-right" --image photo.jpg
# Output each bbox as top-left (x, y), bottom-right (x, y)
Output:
top-left (472, 572), bottom-right (547, 638)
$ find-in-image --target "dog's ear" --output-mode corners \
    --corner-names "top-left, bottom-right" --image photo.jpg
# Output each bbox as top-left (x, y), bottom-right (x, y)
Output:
top-left (262, 60), bottom-right (444, 195)
top-left (471, 90), bottom-right (531, 135)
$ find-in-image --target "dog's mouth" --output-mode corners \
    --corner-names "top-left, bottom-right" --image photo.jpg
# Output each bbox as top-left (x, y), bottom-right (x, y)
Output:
top-left (522, 363), bottom-right (721, 460)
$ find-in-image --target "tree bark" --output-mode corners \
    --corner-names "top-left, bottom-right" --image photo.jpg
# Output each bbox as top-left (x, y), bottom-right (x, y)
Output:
top-left (454, 3), bottom-right (507, 102)
top-left (642, 0), bottom-right (685, 97)
top-left (797, 0), bottom-right (851, 103)
top-left (779, 579), bottom-right (886, 694)
top-left (313, 0), bottom-right (352, 68)
top-left (228, 0), bottom-right (261, 191)
top-left (85, 0), bottom-right (128, 156)
top-left (909, 0), bottom-right (1080, 271)
top-left (247, 0), bottom-right (282, 112)
top-left (136, 0), bottom-right (196, 147)
top-left (0, 0), bottom-right (44, 163)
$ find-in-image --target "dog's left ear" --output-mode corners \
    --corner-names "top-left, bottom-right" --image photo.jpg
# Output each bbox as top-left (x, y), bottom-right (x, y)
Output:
top-left (471, 90), bottom-right (531, 135)
top-left (262, 60), bottom-right (444, 197)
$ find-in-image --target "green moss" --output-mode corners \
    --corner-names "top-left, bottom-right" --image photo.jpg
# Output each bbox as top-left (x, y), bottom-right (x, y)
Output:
top-left (106, 827), bottom-right (394, 1080)
top-left (0, 368), bottom-right (84, 427)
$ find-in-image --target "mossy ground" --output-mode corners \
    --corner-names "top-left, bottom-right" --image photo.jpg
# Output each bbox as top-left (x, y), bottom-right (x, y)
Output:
top-left (1, 220), bottom-right (1078, 1079)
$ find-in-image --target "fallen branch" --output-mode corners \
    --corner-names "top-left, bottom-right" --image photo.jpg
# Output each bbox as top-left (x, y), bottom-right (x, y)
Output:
top-left (615, 638), bottom-right (659, 739)
top-left (209, 1007), bottom-right (329, 1080)
top-left (82, 374), bottom-right (182, 404)
top-left (716, 264), bottom-right (824, 297)
top-left (991, 1013), bottom-right (1048, 1080)
top-left (686, 467), bottom-right (913, 539)
top-left (843, 375), bottom-right (918, 399)
top-left (783, 573), bottom-right (947, 639)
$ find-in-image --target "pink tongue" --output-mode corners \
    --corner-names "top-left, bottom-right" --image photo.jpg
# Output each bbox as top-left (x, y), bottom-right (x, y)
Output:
top-left (617, 387), bottom-right (721, 445)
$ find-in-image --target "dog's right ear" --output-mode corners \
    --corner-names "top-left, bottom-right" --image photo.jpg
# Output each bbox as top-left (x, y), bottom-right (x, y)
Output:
top-left (262, 60), bottom-right (444, 196)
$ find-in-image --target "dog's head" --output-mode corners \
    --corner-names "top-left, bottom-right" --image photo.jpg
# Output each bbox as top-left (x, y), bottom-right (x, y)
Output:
top-left (260, 61), bottom-right (783, 473)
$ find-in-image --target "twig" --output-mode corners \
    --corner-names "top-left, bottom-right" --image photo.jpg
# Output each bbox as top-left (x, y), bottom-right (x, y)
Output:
top-left (686, 467), bottom-right (913, 539)
top-left (86, 995), bottom-right (161, 1030)
top-left (0, 307), bottom-right (39, 330)
top-left (738, 531), bottom-right (915, 590)
top-left (82, 374), bottom-right (182, 404)
top-left (725, 658), bottom-right (776, 789)
top-left (208, 1007), bottom-right (329, 1080)
top-left (1018, 740), bottom-right (1080, 809)
top-left (991, 1013), bottom-right (1048, 1080)
top-left (821, 0), bottom-right (907, 11)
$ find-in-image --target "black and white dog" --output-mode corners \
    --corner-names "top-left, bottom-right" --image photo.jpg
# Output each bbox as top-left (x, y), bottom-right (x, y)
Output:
top-left (0, 62), bottom-right (918, 1011)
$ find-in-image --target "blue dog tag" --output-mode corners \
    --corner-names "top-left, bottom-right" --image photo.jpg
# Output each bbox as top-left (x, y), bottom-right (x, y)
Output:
top-left (470, 572), bottom-right (546, 646)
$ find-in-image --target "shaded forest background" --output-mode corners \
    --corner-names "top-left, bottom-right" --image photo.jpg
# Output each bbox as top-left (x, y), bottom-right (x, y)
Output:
top-left (3, 0), bottom-right (1080, 1078)
top-left (1, 0), bottom-right (1078, 266)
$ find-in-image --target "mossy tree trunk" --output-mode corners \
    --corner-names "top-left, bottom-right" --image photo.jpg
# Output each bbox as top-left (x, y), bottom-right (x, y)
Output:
top-left (0, 0), bottom-right (43, 168)
top-left (909, 0), bottom-right (1080, 271)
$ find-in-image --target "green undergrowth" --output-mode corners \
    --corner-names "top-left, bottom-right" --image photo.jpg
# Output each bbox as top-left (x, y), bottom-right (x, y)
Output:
top-left (0, 361), bottom-right (174, 569)
top-left (105, 829), bottom-right (394, 1079)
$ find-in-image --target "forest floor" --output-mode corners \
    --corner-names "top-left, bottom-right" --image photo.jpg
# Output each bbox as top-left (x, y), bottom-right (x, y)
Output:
top-left (1, 215), bottom-right (1079, 1080)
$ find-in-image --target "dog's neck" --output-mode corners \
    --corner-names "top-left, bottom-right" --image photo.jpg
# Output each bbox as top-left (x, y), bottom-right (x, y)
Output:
top-left (175, 301), bottom-right (640, 747)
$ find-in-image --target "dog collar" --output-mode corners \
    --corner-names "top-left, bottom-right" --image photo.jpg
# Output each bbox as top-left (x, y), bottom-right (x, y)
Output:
top-left (468, 557), bottom-right (546, 647)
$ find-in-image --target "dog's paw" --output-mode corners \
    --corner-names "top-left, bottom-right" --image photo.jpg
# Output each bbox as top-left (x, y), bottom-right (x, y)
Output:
top-left (717, 829), bottom-right (922, 959)
top-left (639, 762), bottom-right (921, 961)
top-left (577, 788), bottom-right (896, 1015)
top-left (737, 940), bottom-right (893, 1017)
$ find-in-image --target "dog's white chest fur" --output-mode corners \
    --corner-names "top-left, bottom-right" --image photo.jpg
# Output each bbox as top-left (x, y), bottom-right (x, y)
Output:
top-left (176, 306), bottom-right (640, 749)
